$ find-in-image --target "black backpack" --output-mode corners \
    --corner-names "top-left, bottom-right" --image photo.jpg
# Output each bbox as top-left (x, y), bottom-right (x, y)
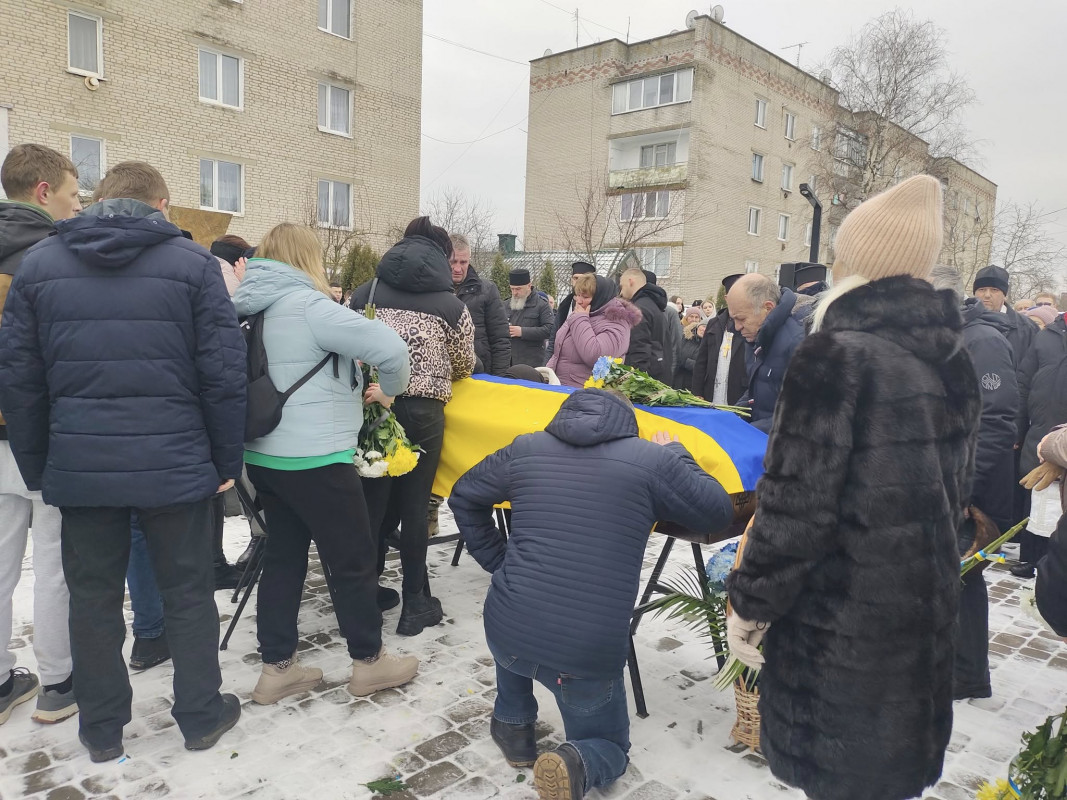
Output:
top-left (240, 312), bottom-right (336, 441)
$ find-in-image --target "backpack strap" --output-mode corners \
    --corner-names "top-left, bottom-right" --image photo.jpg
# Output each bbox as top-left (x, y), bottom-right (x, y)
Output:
top-left (279, 354), bottom-right (334, 403)
top-left (367, 277), bottom-right (379, 308)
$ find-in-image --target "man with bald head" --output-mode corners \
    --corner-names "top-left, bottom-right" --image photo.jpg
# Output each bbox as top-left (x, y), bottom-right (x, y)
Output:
top-left (726, 273), bottom-right (805, 432)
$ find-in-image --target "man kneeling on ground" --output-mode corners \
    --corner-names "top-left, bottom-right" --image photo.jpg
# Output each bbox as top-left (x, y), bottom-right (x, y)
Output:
top-left (449, 388), bottom-right (733, 800)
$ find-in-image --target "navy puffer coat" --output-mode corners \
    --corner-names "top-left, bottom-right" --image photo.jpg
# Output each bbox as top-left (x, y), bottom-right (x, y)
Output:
top-left (742, 288), bottom-right (805, 432)
top-left (0, 199), bottom-right (246, 508)
top-left (448, 389), bottom-right (734, 678)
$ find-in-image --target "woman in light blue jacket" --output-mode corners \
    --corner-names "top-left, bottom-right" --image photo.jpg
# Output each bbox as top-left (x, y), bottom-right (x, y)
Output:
top-left (233, 223), bottom-right (418, 703)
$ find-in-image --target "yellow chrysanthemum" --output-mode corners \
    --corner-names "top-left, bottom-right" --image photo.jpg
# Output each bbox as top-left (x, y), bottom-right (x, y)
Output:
top-left (976, 779), bottom-right (1014, 800)
top-left (612, 357), bottom-right (623, 364)
top-left (594, 378), bottom-right (605, 388)
top-left (386, 445), bottom-right (419, 477)
top-left (584, 377), bottom-right (595, 388)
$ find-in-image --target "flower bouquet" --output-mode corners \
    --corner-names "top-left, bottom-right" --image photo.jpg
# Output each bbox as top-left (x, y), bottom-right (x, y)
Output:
top-left (976, 709), bottom-right (1067, 799)
top-left (583, 356), bottom-right (750, 416)
top-left (354, 300), bottom-right (421, 479)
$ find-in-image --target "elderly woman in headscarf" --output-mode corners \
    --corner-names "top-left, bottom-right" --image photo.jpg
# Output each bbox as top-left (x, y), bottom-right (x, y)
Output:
top-left (546, 274), bottom-right (642, 388)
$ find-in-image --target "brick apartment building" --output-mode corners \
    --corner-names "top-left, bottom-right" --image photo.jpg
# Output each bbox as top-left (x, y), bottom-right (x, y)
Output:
top-left (0, 0), bottom-right (423, 255)
top-left (522, 13), bottom-right (996, 300)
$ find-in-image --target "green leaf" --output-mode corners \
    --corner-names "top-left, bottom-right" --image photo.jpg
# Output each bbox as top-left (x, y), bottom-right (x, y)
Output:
top-left (365, 777), bottom-right (408, 795)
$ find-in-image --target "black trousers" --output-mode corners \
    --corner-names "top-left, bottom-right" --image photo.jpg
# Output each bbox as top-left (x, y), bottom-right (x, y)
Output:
top-left (61, 499), bottom-right (224, 746)
top-left (248, 462), bottom-right (381, 662)
top-left (362, 396), bottom-right (445, 594)
top-left (953, 569), bottom-right (991, 697)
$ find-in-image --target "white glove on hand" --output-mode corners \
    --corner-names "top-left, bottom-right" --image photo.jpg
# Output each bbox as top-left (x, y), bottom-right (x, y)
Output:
top-left (726, 612), bottom-right (768, 669)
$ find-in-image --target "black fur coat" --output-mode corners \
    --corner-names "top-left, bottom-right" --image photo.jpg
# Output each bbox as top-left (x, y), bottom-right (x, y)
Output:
top-left (727, 276), bottom-right (980, 800)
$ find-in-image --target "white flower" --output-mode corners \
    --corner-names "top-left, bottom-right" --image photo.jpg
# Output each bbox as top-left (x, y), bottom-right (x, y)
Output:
top-left (364, 450), bottom-right (383, 461)
top-left (356, 459), bottom-right (390, 478)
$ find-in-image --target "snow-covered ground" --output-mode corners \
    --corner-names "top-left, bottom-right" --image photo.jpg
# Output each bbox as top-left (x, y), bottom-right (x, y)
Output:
top-left (1, 513), bottom-right (1064, 799)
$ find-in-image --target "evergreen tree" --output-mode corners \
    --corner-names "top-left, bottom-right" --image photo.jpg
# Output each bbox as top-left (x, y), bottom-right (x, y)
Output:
top-left (715, 286), bottom-right (727, 312)
top-left (538, 260), bottom-right (559, 300)
top-left (341, 243), bottom-right (379, 295)
top-left (490, 251), bottom-right (511, 301)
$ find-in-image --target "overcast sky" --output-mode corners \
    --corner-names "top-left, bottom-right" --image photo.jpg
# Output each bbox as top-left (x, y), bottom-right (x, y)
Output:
top-left (420, 0), bottom-right (1067, 260)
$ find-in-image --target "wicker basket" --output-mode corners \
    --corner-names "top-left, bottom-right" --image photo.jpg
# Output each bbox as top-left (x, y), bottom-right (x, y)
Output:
top-left (727, 517), bottom-right (761, 751)
top-left (731, 679), bottom-right (761, 751)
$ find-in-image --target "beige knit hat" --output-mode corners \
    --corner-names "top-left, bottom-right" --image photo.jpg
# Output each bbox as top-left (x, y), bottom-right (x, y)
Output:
top-left (832, 174), bottom-right (944, 282)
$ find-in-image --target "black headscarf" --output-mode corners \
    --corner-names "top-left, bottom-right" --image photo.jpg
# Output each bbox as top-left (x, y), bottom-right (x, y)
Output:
top-left (590, 275), bottom-right (617, 313)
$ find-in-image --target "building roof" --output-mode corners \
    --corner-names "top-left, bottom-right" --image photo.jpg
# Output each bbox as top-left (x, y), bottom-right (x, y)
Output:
top-left (503, 249), bottom-right (639, 278)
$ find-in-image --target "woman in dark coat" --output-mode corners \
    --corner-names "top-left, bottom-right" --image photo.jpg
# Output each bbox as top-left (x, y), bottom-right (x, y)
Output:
top-left (726, 176), bottom-right (981, 800)
top-left (671, 319), bottom-right (704, 391)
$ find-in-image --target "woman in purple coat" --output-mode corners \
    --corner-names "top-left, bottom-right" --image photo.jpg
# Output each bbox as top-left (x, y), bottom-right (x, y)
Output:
top-left (547, 274), bottom-right (642, 388)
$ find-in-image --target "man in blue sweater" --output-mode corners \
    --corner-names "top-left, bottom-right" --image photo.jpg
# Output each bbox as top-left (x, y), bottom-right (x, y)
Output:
top-left (0, 162), bottom-right (246, 761)
top-left (449, 389), bottom-right (733, 800)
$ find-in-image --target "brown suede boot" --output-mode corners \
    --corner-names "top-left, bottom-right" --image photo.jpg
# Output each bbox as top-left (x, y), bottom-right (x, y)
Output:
top-left (348, 647), bottom-right (419, 696)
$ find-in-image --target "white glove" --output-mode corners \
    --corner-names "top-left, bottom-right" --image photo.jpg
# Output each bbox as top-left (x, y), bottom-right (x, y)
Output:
top-left (726, 612), bottom-right (768, 669)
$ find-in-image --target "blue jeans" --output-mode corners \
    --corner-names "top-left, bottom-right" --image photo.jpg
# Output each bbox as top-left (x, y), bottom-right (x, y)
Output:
top-left (127, 513), bottom-right (164, 639)
top-left (488, 639), bottom-right (630, 792)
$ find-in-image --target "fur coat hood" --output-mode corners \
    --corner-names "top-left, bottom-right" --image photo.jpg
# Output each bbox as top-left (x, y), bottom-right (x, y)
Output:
top-left (728, 275), bottom-right (980, 800)
top-left (593, 296), bottom-right (642, 327)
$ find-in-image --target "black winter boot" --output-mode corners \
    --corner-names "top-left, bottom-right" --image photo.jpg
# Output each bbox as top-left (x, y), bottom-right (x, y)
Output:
top-left (490, 716), bottom-right (537, 766)
top-left (534, 743), bottom-right (586, 800)
top-left (396, 591), bottom-right (444, 636)
top-left (129, 635), bottom-right (171, 671)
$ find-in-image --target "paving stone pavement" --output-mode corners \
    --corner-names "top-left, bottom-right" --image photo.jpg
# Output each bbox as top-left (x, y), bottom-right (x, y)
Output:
top-left (1, 512), bottom-right (1065, 799)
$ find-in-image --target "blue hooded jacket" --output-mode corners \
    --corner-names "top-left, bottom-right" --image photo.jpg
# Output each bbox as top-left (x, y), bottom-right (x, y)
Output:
top-left (0, 199), bottom-right (247, 508)
top-left (448, 389), bottom-right (734, 678)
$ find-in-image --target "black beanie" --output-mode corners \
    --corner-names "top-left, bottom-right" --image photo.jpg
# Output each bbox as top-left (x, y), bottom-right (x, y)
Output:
top-left (211, 241), bottom-right (245, 267)
top-left (642, 269), bottom-right (658, 285)
top-left (972, 265), bottom-right (1010, 295)
top-left (571, 261), bottom-right (596, 275)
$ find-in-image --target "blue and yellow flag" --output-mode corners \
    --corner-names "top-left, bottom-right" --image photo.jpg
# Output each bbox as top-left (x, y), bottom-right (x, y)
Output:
top-left (433, 375), bottom-right (767, 498)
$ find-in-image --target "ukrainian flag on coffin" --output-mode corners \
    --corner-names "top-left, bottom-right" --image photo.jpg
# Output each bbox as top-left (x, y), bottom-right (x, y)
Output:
top-left (432, 375), bottom-right (768, 498)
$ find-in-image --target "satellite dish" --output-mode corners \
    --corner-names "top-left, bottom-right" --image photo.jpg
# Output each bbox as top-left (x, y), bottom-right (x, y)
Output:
top-left (710, 4), bottom-right (725, 23)
top-left (543, 48), bottom-right (553, 57)
top-left (685, 9), bottom-right (699, 28)
top-left (819, 69), bottom-right (832, 82)
top-left (670, 29), bottom-right (679, 34)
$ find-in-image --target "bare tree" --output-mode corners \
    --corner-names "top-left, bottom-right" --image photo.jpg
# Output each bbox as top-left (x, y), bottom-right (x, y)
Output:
top-left (811, 10), bottom-right (977, 207)
top-left (992, 202), bottom-right (1066, 298)
top-left (555, 169), bottom-right (696, 278)
top-left (299, 182), bottom-right (372, 283)
top-left (423, 188), bottom-right (498, 274)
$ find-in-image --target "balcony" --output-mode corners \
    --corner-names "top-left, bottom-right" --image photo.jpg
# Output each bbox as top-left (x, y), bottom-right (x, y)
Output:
top-left (608, 163), bottom-right (688, 190)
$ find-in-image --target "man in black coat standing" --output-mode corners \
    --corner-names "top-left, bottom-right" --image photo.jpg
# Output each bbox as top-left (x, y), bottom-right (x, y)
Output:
top-left (693, 274), bottom-right (748, 405)
top-left (507, 269), bottom-right (554, 368)
top-left (547, 260), bottom-right (596, 360)
top-left (449, 389), bottom-right (733, 800)
top-left (973, 265), bottom-right (1035, 374)
top-left (619, 268), bottom-right (671, 383)
top-left (450, 234), bottom-right (510, 375)
top-left (726, 273), bottom-right (805, 432)
top-left (932, 265), bottom-right (1019, 699)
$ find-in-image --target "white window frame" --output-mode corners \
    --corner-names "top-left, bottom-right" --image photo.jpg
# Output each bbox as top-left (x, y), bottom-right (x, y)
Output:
top-left (745, 260), bottom-right (759, 274)
top-left (807, 174), bottom-right (818, 194)
top-left (748, 207), bottom-right (761, 236)
top-left (804, 223), bottom-right (812, 247)
top-left (778, 214), bottom-right (790, 241)
top-left (199, 158), bottom-right (245, 215)
top-left (198, 48), bottom-right (244, 110)
top-left (67, 10), bottom-right (103, 78)
top-left (318, 82), bottom-right (352, 136)
top-left (317, 179), bottom-right (352, 229)
top-left (70, 134), bottom-right (105, 196)
top-left (754, 98), bottom-right (767, 128)
top-left (751, 152), bottom-right (764, 183)
top-left (610, 68), bottom-right (694, 115)
top-left (636, 247), bottom-right (671, 278)
top-left (811, 125), bottom-right (822, 151)
top-left (781, 163), bottom-right (794, 191)
top-left (639, 142), bottom-right (677, 168)
top-left (784, 112), bottom-right (796, 140)
top-left (318, 0), bottom-right (352, 39)
top-left (620, 190), bottom-right (670, 222)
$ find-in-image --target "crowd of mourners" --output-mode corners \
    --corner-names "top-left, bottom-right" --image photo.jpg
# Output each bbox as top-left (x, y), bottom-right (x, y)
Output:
top-left (1, 143), bottom-right (1066, 800)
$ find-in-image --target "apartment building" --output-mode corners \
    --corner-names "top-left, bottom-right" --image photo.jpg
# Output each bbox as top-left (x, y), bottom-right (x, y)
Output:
top-left (523, 13), bottom-right (996, 300)
top-left (0, 0), bottom-right (423, 254)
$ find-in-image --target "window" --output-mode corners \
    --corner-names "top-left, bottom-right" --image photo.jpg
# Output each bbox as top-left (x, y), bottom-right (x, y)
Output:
top-left (317, 179), bottom-right (351, 228)
top-left (639, 142), bottom-right (676, 168)
top-left (621, 190), bottom-right (670, 221)
top-left (637, 247), bottom-right (671, 277)
top-left (754, 98), bottom-right (767, 128)
top-left (747, 207), bottom-right (761, 235)
top-left (963, 196), bottom-right (971, 216)
top-left (828, 224), bottom-right (839, 251)
top-left (784, 112), bottom-right (796, 140)
top-left (68, 11), bottom-right (102, 76)
top-left (811, 125), bottom-right (822, 151)
top-left (751, 153), bottom-right (764, 182)
top-left (199, 49), bottom-right (242, 109)
top-left (611, 69), bottom-right (694, 114)
top-left (781, 163), bottom-right (794, 191)
top-left (745, 260), bottom-right (759, 274)
top-left (318, 83), bottom-right (351, 135)
top-left (778, 214), bottom-right (790, 241)
top-left (835, 129), bottom-right (867, 167)
top-left (200, 159), bottom-right (243, 213)
top-left (70, 136), bottom-right (103, 194)
top-left (804, 223), bottom-right (812, 247)
top-left (807, 174), bottom-right (818, 194)
top-left (318, 0), bottom-right (351, 38)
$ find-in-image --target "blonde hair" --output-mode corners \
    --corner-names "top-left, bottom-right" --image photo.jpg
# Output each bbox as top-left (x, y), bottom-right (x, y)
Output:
top-left (573, 273), bottom-right (596, 297)
top-left (257, 223), bottom-right (332, 296)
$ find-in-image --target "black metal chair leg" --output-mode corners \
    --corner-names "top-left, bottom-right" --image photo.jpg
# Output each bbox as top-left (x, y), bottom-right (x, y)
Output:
top-left (628, 635), bottom-right (649, 719)
top-left (221, 555), bottom-right (263, 651)
top-left (451, 536), bottom-right (465, 566)
top-left (630, 537), bottom-right (675, 636)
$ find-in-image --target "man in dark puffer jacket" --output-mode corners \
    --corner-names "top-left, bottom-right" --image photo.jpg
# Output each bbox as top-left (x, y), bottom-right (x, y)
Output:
top-left (0, 162), bottom-right (246, 760)
top-left (619, 268), bottom-right (671, 383)
top-left (449, 389), bottom-right (733, 800)
top-left (449, 233), bottom-right (509, 375)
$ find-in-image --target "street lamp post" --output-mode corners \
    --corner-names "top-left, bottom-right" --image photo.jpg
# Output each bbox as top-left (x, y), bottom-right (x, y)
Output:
top-left (799, 183), bottom-right (822, 264)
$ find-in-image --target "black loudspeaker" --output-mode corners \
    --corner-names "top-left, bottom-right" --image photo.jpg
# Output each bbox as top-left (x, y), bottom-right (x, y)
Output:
top-left (777, 263), bottom-right (799, 289)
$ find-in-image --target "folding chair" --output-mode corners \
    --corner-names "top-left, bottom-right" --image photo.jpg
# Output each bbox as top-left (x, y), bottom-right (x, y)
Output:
top-left (220, 477), bottom-right (267, 651)
top-left (451, 507), bottom-right (510, 566)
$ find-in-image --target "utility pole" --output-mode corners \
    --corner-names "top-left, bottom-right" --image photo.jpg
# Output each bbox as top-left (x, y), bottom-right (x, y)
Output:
top-left (575, 9), bottom-right (579, 48)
